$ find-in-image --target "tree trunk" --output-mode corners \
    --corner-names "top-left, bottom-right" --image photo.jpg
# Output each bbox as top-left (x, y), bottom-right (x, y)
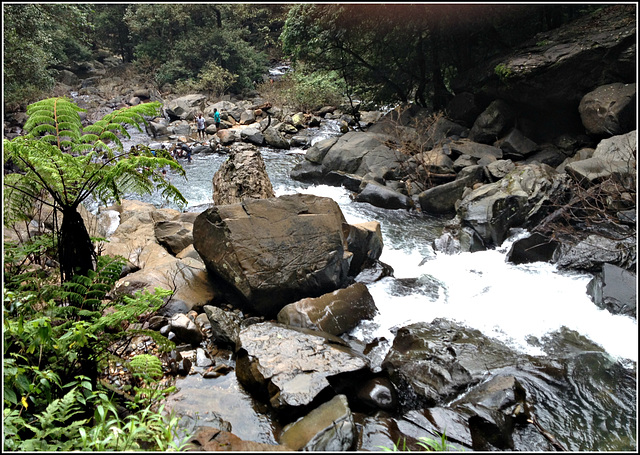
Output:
top-left (59, 207), bottom-right (95, 282)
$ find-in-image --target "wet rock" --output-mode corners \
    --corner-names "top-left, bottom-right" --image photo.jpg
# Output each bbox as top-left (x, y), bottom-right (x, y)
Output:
top-left (355, 182), bottom-right (414, 210)
top-left (193, 194), bottom-right (353, 316)
top-left (587, 263), bottom-right (636, 317)
top-left (382, 319), bottom-right (521, 409)
top-left (235, 322), bottom-right (368, 410)
top-left (277, 282), bottom-right (378, 336)
top-left (263, 126), bottom-right (290, 149)
top-left (196, 347), bottom-right (213, 367)
top-left (555, 234), bottom-right (636, 272)
top-left (495, 128), bottom-right (538, 160)
top-left (279, 394), bottom-right (355, 451)
top-left (354, 260), bottom-right (395, 284)
top-left (506, 232), bottom-right (559, 264)
top-left (204, 305), bottom-right (242, 346)
top-left (418, 165), bottom-right (484, 214)
top-left (343, 221), bottom-right (384, 276)
top-left (356, 377), bottom-right (398, 412)
top-left (456, 163), bottom-right (566, 247)
top-left (189, 426), bottom-right (291, 451)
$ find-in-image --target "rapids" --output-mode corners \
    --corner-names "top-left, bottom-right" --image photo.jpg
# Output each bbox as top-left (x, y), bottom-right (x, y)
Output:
top-left (119, 119), bottom-right (636, 451)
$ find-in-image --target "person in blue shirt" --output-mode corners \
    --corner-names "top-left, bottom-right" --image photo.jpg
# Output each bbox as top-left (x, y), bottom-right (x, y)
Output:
top-left (213, 108), bottom-right (221, 131)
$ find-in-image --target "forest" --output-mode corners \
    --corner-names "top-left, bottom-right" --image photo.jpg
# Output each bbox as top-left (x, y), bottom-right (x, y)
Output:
top-left (3, 3), bottom-right (622, 451)
top-left (4, 3), bottom-right (598, 110)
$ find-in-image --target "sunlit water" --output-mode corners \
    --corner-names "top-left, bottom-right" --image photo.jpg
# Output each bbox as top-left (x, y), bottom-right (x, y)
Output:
top-left (119, 120), bottom-right (636, 450)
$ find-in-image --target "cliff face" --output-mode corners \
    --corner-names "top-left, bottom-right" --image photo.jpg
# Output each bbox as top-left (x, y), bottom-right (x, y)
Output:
top-left (451, 4), bottom-right (636, 138)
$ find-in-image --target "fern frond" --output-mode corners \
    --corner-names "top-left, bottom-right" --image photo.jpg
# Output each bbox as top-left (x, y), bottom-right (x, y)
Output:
top-left (129, 354), bottom-right (163, 380)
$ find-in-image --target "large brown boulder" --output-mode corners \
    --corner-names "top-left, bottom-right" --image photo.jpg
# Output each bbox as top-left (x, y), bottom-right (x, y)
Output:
top-left (192, 193), bottom-right (353, 316)
top-left (212, 149), bottom-right (275, 205)
top-left (579, 82), bottom-right (636, 137)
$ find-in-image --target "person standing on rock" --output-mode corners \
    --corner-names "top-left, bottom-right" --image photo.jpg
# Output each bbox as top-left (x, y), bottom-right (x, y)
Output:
top-left (213, 108), bottom-right (221, 132)
top-left (196, 113), bottom-right (206, 140)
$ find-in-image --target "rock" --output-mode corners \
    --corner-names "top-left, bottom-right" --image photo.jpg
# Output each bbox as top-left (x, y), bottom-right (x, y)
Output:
top-left (579, 82), bottom-right (636, 136)
top-left (506, 232), bottom-right (559, 264)
top-left (193, 194), bottom-right (353, 316)
top-left (495, 128), bottom-right (538, 159)
top-left (154, 220), bottom-right (193, 255)
top-left (212, 149), bottom-right (275, 205)
top-left (456, 163), bottom-right (565, 247)
top-left (279, 395), bottom-right (355, 451)
top-left (240, 126), bottom-right (265, 146)
top-left (586, 263), bottom-right (636, 317)
top-left (445, 92), bottom-right (482, 127)
top-left (565, 130), bottom-right (636, 185)
top-left (382, 319), bottom-right (521, 409)
top-left (277, 282), bottom-right (378, 336)
top-left (169, 313), bottom-right (204, 345)
top-left (447, 138), bottom-right (504, 161)
top-left (356, 377), bottom-right (398, 412)
top-left (468, 100), bottom-right (516, 144)
top-left (263, 126), bottom-right (290, 149)
top-left (418, 165), bottom-right (484, 214)
top-left (555, 234), bottom-right (636, 272)
top-left (343, 221), bottom-right (384, 276)
top-left (165, 94), bottom-right (207, 121)
top-left (189, 426), bottom-right (291, 451)
top-left (486, 159), bottom-right (516, 180)
top-left (235, 322), bottom-right (368, 410)
top-left (203, 305), bottom-right (242, 346)
top-left (305, 137), bottom-right (339, 164)
top-left (217, 128), bottom-right (240, 145)
top-left (355, 182), bottom-right (413, 210)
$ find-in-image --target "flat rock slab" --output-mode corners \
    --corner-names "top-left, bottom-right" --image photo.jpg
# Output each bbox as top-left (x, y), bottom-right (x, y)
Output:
top-left (235, 322), bottom-right (368, 410)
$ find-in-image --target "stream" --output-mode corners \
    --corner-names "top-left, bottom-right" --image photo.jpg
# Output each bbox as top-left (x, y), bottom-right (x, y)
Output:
top-left (121, 119), bottom-right (636, 451)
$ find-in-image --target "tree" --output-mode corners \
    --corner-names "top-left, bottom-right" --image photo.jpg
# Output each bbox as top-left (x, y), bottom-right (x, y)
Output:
top-left (3, 4), bottom-right (92, 108)
top-left (280, 4), bottom-right (598, 110)
top-left (3, 97), bottom-right (187, 283)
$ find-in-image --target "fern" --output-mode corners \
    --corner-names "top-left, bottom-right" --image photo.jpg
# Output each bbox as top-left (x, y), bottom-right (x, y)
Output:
top-left (129, 354), bottom-right (163, 381)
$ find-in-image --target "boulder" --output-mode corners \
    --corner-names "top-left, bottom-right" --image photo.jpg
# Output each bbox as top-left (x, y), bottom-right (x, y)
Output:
top-left (212, 149), bottom-right (275, 205)
top-left (579, 82), bottom-right (636, 136)
top-left (189, 426), bottom-right (291, 452)
top-left (203, 305), bottom-right (243, 346)
top-left (240, 127), bottom-right (265, 146)
top-left (555, 234), bottom-right (636, 273)
top-left (279, 394), bottom-right (355, 451)
top-left (419, 165), bottom-right (484, 214)
top-left (468, 100), bottom-right (516, 144)
top-left (154, 219), bottom-right (193, 255)
top-left (446, 138), bottom-right (503, 161)
top-left (263, 126), bottom-right (290, 149)
top-left (565, 130), bottom-right (636, 185)
top-left (494, 128), bottom-right (538, 160)
top-left (235, 322), bottom-right (368, 410)
top-left (587, 263), bottom-right (636, 318)
top-left (506, 232), bottom-right (559, 264)
top-left (456, 163), bottom-right (565, 247)
top-left (355, 182), bottom-right (413, 210)
top-left (169, 313), bottom-right (204, 345)
top-left (217, 128), bottom-right (239, 145)
top-left (277, 282), bottom-right (378, 336)
top-left (382, 319), bottom-right (520, 408)
top-left (193, 194), bottom-right (354, 316)
top-left (166, 94), bottom-right (207, 121)
top-left (343, 221), bottom-right (384, 275)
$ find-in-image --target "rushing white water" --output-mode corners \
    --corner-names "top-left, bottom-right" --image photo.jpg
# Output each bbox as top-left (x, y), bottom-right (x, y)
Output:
top-left (277, 182), bottom-right (638, 364)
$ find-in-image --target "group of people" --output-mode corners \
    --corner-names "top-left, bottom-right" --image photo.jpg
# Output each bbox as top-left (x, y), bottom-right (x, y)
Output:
top-left (196, 108), bottom-right (221, 140)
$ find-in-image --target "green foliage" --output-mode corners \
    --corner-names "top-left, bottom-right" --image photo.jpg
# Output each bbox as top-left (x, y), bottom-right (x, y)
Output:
top-left (3, 96), bottom-right (187, 281)
top-left (378, 432), bottom-right (463, 452)
top-left (280, 68), bottom-right (346, 112)
top-left (173, 61), bottom-right (238, 97)
top-left (2, 4), bottom-right (92, 108)
top-left (123, 4), bottom-right (268, 94)
top-left (129, 354), bottom-right (164, 381)
top-left (494, 63), bottom-right (514, 84)
top-left (3, 379), bottom-right (192, 451)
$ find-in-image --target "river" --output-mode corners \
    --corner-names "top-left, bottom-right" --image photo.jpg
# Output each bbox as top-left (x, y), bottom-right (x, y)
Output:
top-left (122, 119), bottom-right (636, 451)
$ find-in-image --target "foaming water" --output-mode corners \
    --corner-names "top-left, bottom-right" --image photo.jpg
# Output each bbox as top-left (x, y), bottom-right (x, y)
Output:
top-left (285, 183), bottom-right (638, 364)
